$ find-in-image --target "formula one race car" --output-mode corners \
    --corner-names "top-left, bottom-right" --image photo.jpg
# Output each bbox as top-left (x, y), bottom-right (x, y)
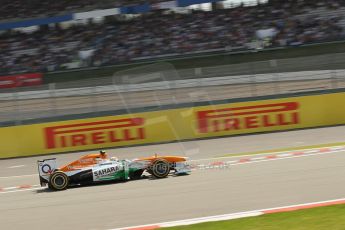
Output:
top-left (37, 151), bottom-right (191, 190)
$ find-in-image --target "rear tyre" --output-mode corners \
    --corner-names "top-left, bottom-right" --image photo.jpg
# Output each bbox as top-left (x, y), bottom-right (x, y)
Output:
top-left (49, 171), bottom-right (69, 190)
top-left (150, 159), bottom-right (170, 178)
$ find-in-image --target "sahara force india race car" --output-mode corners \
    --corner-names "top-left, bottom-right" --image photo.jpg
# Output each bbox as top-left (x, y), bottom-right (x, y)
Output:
top-left (37, 151), bottom-right (191, 190)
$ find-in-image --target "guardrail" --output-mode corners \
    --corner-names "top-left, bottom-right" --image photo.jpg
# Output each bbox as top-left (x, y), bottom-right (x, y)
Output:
top-left (0, 70), bottom-right (343, 100)
top-left (1, 55), bottom-right (345, 125)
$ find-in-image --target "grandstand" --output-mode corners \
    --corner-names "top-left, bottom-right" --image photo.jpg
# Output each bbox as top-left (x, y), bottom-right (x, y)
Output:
top-left (0, 0), bottom-right (345, 78)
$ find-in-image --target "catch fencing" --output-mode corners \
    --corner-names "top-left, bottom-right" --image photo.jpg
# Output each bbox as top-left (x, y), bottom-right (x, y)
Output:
top-left (1, 53), bottom-right (345, 125)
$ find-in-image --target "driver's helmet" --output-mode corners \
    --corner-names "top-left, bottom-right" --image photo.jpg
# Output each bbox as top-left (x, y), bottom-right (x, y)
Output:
top-left (99, 150), bottom-right (107, 159)
top-left (110, 157), bottom-right (119, 162)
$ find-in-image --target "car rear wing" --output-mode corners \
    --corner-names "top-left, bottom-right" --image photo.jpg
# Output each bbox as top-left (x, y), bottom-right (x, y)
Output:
top-left (37, 158), bottom-right (57, 186)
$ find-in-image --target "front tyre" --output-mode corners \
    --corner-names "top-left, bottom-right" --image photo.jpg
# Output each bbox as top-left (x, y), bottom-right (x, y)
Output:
top-left (49, 171), bottom-right (69, 190)
top-left (151, 159), bottom-right (170, 178)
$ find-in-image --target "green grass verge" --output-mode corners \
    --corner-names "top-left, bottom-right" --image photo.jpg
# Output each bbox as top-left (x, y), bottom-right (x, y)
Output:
top-left (221, 141), bottom-right (345, 158)
top-left (164, 204), bottom-right (345, 230)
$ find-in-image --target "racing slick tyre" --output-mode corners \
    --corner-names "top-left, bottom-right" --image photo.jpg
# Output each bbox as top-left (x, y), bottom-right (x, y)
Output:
top-left (150, 159), bottom-right (170, 178)
top-left (49, 171), bottom-right (69, 190)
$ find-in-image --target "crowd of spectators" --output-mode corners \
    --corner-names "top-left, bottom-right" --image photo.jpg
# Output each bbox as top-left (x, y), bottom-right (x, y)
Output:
top-left (0, 0), bottom-right (345, 75)
top-left (0, 0), bottom-right (110, 21)
top-left (267, 0), bottom-right (345, 9)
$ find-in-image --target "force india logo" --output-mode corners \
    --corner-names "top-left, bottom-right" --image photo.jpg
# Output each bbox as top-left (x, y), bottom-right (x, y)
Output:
top-left (44, 118), bottom-right (145, 149)
top-left (197, 102), bottom-right (300, 133)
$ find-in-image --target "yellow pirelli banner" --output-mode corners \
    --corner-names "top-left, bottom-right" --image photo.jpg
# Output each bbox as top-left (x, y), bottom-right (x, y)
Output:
top-left (1, 92), bottom-right (345, 158)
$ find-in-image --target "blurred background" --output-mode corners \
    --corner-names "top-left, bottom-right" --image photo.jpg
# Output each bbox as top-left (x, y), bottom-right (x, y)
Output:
top-left (1, 0), bottom-right (344, 75)
top-left (1, 0), bottom-right (345, 125)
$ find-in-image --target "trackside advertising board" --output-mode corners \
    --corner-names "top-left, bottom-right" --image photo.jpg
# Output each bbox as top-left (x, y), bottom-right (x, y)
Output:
top-left (0, 73), bottom-right (42, 89)
top-left (1, 92), bottom-right (345, 158)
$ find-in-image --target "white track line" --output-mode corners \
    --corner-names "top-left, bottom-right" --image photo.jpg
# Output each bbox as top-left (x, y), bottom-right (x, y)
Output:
top-left (8, 165), bottom-right (25, 169)
top-left (0, 187), bottom-right (44, 194)
top-left (230, 150), bottom-right (344, 166)
top-left (277, 153), bottom-right (293, 158)
top-left (251, 157), bottom-right (266, 161)
top-left (261, 197), bottom-right (345, 213)
top-left (3, 186), bottom-right (17, 190)
top-left (304, 150), bottom-right (319, 153)
top-left (0, 174), bottom-right (37, 179)
top-left (190, 145), bottom-right (345, 162)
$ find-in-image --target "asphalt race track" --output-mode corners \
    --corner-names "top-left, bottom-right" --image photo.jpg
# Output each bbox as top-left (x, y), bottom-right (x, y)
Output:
top-left (0, 126), bottom-right (345, 230)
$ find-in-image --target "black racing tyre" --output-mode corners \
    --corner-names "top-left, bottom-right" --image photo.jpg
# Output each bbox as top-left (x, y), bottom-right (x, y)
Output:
top-left (150, 159), bottom-right (170, 178)
top-left (49, 171), bottom-right (69, 190)
top-left (129, 169), bottom-right (144, 180)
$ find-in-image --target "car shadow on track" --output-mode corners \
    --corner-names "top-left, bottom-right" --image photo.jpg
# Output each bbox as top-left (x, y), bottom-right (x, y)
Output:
top-left (34, 180), bottom-right (129, 193)
top-left (34, 174), bottom-right (187, 193)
